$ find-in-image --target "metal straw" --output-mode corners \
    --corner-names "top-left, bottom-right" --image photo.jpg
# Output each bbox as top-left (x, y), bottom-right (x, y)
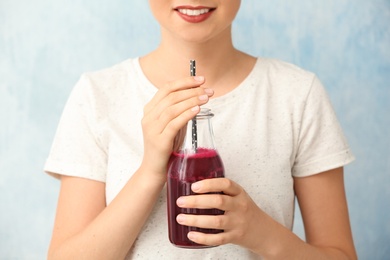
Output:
top-left (190, 60), bottom-right (198, 152)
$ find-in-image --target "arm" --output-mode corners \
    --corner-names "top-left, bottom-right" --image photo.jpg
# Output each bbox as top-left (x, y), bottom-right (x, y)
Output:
top-left (176, 167), bottom-right (357, 259)
top-left (48, 76), bottom-right (213, 259)
top-left (48, 170), bottom-right (166, 260)
top-left (292, 167), bottom-right (357, 259)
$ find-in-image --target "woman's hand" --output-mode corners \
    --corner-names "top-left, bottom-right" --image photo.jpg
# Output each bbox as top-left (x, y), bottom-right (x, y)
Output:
top-left (175, 178), bottom-right (267, 251)
top-left (141, 76), bottom-right (214, 176)
top-left (176, 171), bottom-right (358, 260)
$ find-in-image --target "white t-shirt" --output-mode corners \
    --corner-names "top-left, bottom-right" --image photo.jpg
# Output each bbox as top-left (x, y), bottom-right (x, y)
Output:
top-left (44, 57), bottom-right (354, 259)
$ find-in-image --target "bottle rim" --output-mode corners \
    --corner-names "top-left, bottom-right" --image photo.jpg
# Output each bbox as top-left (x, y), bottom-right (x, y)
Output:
top-left (196, 107), bottom-right (214, 119)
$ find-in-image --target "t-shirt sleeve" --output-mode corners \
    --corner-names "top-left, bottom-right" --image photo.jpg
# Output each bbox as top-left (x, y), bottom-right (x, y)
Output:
top-left (292, 76), bottom-right (354, 177)
top-left (44, 74), bottom-right (107, 182)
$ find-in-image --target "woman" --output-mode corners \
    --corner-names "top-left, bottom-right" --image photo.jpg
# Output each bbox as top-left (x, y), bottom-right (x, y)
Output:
top-left (45, 1), bottom-right (357, 259)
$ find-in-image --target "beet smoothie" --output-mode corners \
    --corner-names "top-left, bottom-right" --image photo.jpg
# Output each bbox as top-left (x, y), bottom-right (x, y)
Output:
top-left (167, 148), bottom-right (225, 248)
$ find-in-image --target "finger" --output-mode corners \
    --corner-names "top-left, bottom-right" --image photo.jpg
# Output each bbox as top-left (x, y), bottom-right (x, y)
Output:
top-left (144, 76), bottom-right (205, 115)
top-left (177, 193), bottom-right (234, 211)
top-left (159, 87), bottom-right (213, 113)
top-left (156, 87), bottom-right (210, 118)
top-left (161, 104), bottom-right (201, 140)
top-left (144, 86), bottom-right (212, 130)
top-left (191, 178), bottom-right (242, 196)
top-left (141, 87), bottom-right (208, 137)
top-left (177, 213), bottom-right (228, 231)
top-left (187, 231), bottom-right (233, 247)
top-left (142, 103), bottom-right (199, 144)
top-left (157, 93), bottom-right (210, 132)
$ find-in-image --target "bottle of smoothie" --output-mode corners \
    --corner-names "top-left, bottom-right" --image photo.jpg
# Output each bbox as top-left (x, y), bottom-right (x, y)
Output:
top-left (167, 108), bottom-right (225, 248)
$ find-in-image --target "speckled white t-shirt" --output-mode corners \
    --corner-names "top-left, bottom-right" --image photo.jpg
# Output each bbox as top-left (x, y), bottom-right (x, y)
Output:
top-left (44, 57), bottom-right (354, 259)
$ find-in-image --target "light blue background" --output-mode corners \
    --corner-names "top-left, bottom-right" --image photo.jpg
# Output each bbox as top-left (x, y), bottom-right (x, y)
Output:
top-left (1, 0), bottom-right (389, 259)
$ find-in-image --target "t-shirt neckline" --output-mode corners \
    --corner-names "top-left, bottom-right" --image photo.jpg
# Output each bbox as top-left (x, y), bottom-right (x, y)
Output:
top-left (132, 57), bottom-right (262, 107)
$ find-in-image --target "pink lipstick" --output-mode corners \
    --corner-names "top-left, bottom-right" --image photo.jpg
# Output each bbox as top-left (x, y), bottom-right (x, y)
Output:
top-left (174, 6), bottom-right (216, 23)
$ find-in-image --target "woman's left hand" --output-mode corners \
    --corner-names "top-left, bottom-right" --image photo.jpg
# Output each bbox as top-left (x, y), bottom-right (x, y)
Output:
top-left (176, 171), bottom-right (357, 259)
top-left (175, 178), bottom-right (268, 251)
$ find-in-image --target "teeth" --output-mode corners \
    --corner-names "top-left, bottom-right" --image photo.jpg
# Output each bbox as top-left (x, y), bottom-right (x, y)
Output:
top-left (178, 8), bottom-right (210, 16)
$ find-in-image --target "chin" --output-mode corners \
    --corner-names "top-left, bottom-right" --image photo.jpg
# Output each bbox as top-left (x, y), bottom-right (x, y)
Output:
top-left (178, 28), bottom-right (229, 45)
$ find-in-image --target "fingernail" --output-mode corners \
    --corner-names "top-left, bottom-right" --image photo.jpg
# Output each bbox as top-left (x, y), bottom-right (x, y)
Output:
top-left (194, 76), bottom-right (204, 82)
top-left (204, 88), bottom-right (214, 95)
top-left (176, 214), bottom-right (186, 224)
top-left (177, 197), bottom-right (185, 207)
top-left (192, 182), bottom-right (201, 192)
top-left (188, 232), bottom-right (197, 240)
top-left (198, 94), bottom-right (208, 101)
top-left (191, 106), bottom-right (200, 112)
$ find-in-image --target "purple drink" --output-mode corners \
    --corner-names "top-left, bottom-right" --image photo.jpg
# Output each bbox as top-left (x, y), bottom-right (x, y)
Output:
top-left (167, 148), bottom-right (225, 248)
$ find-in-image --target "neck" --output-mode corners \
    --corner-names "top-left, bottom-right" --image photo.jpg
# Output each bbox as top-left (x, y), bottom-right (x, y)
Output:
top-left (140, 26), bottom-right (256, 96)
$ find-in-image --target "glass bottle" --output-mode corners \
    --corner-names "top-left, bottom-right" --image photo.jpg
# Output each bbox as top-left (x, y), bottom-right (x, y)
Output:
top-left (167, 108), bottom-right (225, 248)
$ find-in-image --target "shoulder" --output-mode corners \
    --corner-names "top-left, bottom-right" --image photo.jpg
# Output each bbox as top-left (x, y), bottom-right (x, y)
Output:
top-left (80, 58), bottom-right (138, 90)
top-left (257, 57), bottom-right (316, 87)
top-left (70, 58), bottom-right (143, 105)
top-left (249, 58), bottom-right (320, 104)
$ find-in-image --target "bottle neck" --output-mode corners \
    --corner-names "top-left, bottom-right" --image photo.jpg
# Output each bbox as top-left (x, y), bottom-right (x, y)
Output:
top-left (175, 108), bottom-right (216, 154)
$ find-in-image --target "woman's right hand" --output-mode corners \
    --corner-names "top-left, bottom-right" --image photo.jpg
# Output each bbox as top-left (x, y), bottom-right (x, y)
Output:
top-left (140, 75), bottom-right (214, 176)
top-left (48, 77), bottom-right (213, 259)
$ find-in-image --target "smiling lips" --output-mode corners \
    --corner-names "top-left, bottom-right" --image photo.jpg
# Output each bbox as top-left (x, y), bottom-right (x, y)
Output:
top-left (175, 7), bottom-right (215, 23)
top-left (177, 8), bottom-right (211, 16)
